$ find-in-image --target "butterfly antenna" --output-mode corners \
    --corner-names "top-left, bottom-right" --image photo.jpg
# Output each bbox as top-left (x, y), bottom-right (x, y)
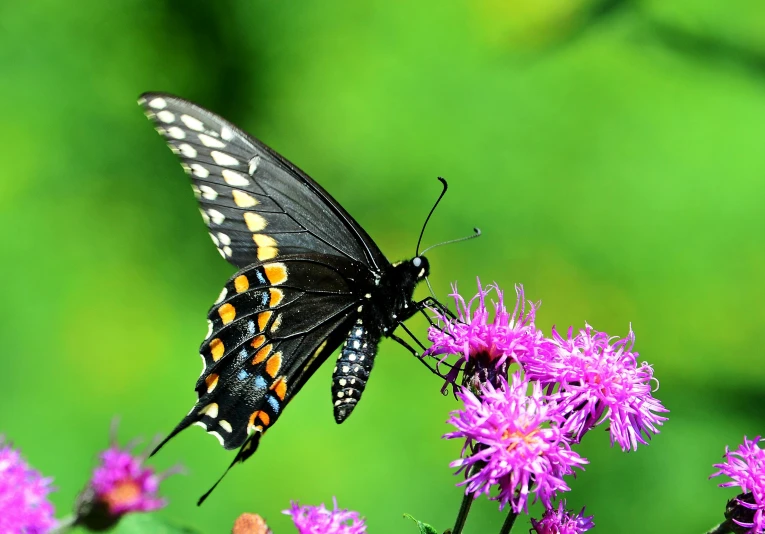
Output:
top-left (420, 227), bottom-right (481, 256)
top-left (416, 177), bottom-right (449, 257)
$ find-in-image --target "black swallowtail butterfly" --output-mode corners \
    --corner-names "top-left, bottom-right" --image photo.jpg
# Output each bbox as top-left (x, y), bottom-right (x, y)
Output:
top-left (138, 93), bottom-right (439, 501)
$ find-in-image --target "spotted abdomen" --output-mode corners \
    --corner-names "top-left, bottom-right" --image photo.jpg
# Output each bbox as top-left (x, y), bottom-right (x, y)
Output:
top-left (332, 320), bottom-right (380, 423)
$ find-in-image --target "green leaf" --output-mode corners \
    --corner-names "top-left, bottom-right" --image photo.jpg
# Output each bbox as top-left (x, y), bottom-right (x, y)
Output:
top-left (403, 513), bottom-right (442, 534)
top-left (111, 513), bottom-right (201, 534)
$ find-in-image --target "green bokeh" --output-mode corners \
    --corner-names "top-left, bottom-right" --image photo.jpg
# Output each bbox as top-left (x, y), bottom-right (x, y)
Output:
top-left (3, 1), bottom-right (765, 532)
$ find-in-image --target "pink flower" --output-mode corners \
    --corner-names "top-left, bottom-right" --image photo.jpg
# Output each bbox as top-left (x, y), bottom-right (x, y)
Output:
top-left (283, 497), bottom-right (366, 534)
top-left (445, 373), bottom-right (587, 513)
top-left (75, 424), bottom-right (182, 530)
top-left (425, 281), bottom-right (551, 388)
top-left (520, 324), bottom-right (668, 450)
top-left (710, 436), bottom-right (765, 534)
top-left (0, 437), bottom-right (56, 534)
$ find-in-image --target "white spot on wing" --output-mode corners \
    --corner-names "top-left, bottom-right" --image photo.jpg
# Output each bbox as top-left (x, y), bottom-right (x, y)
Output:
top-left (179, 143), bottom-right (197, 158)
top-left (167, 126), bottom-right (185, 139)
top-left (215, 287), bottom-right (227, 304)
top-left (221, 127), bottom-right (234, 140)
top-left (222, 245), bottom-right (232, 257)
top-left (157, 110), bottom-right (175, 123)
top-left (222, 169), bottom-right (249, 186)
top-left (200, 209), bottom-right (211, 224)
top-left (209, 232), bottom-right (220, 246)
top-left (248, 155), bottom-right (261, 175)
top-left (149, 97), bottom-right (167, 109)
top-left (206, 319), bottom-right (213, 339)
top-left (181, 114), bottom-right (205, 131)
top-left (219, 420), bottom-right (233, 433)
top-left (199, 185), bottom-right (218, 200)
top-left (211, 151), bottom-right (238, 166)
top-left (199, 133), bottom-right (226, 148)
top-left (191, 164), bottom-right (209, 178)
top-left (217, 233), bottom-right (231, 246)
top-left (208, 209), bottom-right (225, 225)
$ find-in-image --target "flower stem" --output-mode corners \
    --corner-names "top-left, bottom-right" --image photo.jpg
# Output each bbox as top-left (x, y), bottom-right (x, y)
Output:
top-left (451, 492), bottom-right (474, 534)
top-left (498, 509), bottom-right (518, 534)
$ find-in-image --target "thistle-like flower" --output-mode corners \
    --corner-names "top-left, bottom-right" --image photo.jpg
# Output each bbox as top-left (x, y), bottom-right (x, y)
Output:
top-left (710, 436), bottom-right (765, 534)
top-left (445, 373), bottom-right (587, 513)
top-left (283, 497), bottom-right (366, 534)
top-left (530, 500), bottom-right (594, 534)
top-left (0, 437), bottom-right (56, 534)
top-left (75, 425), bottom-right (182, 531)
top-left (425, 281), bottom-right (550, 389)
top-left (520, 324), bottom-right (668, 450)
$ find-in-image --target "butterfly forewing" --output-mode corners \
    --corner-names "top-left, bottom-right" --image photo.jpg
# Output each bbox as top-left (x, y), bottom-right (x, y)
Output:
top-left (138, 92), bottom-right (388, 270)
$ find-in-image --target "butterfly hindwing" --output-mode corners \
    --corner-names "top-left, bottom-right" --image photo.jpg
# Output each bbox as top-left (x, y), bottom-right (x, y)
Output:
top-left (138, 92), bottom-right (388, 270)
top-left (155, 255), bottom-right (368, 453)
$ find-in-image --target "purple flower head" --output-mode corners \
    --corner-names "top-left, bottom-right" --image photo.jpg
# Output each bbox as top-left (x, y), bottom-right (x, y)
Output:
top-left (0, 437), bottom-right (56, 534)
top-left (530, 500), bottom-right (595, 534)
top-left (283, 497), bottom-right (366, 534)
top-left (75, 423), bottom-right (182, 531)
top-left (425, 280), bottom-right (551, 388)
top-left (520, 324), bottom-right (668, 450)
top-left (710, 436), bottom-right (765, 533)
top-left (445, 373), bottom-right (587, 514)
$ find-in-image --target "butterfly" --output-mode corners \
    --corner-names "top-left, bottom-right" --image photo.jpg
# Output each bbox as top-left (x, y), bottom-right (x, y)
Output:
top-left (138, 93), bottom-right (441, 501)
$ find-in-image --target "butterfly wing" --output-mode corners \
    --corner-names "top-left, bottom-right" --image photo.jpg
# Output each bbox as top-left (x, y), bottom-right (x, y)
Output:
top-left (138, 92), bottom-right (388, 271)
top-left (154, 254), bottom-right (370, 456)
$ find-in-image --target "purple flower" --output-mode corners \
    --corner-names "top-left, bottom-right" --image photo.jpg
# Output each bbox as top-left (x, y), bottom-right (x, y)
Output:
top-left (710, 436), bottom-right (765, 533)
top-left (445, 373), bottom-right (587, 514)
top-left (283, 497), bottom-right (366, 534)
top-left (520, 324), bottom-right (668, 450)
top-left (425, 281), bottom-right (550, 388)
top-left (0, 438), bottom-right (56, 534)
top-left (530, 500), bottom-right (594, 534)
top-left (75, 425), bottom-right (181, 530)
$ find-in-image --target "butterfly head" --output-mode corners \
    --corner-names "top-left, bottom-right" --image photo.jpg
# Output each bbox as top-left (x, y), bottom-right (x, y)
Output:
top-left (411, 256), bottom-right (430, 280)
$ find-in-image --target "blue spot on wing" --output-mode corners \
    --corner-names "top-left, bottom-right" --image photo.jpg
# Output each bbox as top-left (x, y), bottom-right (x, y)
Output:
top-left (267, 395), bottom-right (280, 414)
top-left (255, 375), bottom-right (267, 390)
top-left (237, 369), bottom-right (249, 381)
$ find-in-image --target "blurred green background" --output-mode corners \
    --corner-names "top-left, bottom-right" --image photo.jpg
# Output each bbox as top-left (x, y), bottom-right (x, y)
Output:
top-left (3, 0), bottom-right (765, 532)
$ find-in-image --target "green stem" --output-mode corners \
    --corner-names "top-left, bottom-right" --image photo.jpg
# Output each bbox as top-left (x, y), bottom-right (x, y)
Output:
top-left (498, 509), bottom-right (517, 534)
top-left (451, 492), bottom-right (474, 534)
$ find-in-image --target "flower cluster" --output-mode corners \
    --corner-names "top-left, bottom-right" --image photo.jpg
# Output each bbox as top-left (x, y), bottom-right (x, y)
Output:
top-left (284, 497), bottom-right (366, 534)
top-left (710, 436), bottom-right (765, 534)
top-left (530, 500), bottom-right (594, 534)
top-left (427, 279), bottom-right (668, 519)
top-left (0, 438), bottom-right (56, 534)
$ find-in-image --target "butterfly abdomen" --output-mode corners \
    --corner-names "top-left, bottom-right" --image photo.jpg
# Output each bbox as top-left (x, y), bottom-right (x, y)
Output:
top-left (332, 318), bottom-right (381, 423)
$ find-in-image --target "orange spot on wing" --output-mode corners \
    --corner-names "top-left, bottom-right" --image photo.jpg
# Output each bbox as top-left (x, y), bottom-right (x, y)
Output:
top-left (269, 288), bottom-right (284, 307)
top-left (270, 377), bottom-right (287, 400)
top-left (252, 344), bottom-right (272, 365)
top-left (250, 335), bottom-right (266, 349)
top-left (234, 275), bottom-right (249, 293)
top-left (264, 263), bottom-right (287, 285)
top-left (244, 212), bottom-right (267, 232)
top-left (210, 338), bottom-right (224, 361)
top-left (269, 314), bottom-right (282, 334)
top-left (258, 411), bottom-right (270, 426)
top-left (266, 352), bottom-right (283, 378)
top-left (257, 311), bottom-right (273, 331)
top-left (218, 303), bottom-right (236, 324)
top-left (205, 374), bottom-right (219, 393)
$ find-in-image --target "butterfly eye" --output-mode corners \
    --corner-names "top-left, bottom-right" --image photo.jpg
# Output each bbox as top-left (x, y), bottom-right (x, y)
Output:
top-left (413, 257), bottom-right (422, 268)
